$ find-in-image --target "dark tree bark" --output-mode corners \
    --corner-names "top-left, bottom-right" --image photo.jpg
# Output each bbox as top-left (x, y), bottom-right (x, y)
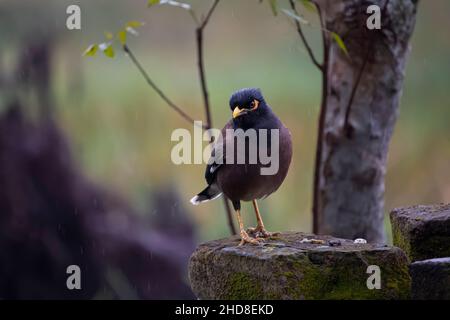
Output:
top-left (313, 0), bottom-right (418, 242)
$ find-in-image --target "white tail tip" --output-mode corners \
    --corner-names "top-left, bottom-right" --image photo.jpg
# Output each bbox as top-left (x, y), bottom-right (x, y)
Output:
top-left (190, 192), bottom-right (222, 206)
top-left (190, 196), bottom-right (200, 205)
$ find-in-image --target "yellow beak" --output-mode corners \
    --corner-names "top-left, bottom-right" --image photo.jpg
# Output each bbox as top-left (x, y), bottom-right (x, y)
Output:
top-left (232, 106), bottom-right (245, 119)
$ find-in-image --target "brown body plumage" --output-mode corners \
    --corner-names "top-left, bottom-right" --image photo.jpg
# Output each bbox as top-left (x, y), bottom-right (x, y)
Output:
top-left (191, 88), bottom-right (292, 245)
top-left (216, 120), bottom-right (292, 202)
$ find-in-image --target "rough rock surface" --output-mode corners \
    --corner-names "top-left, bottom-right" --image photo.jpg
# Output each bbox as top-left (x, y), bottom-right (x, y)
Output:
top-left (390, 204), bottom-right (450, 261)
top-left (410, 257), bottom-right (450, 300)
top-left (188, 232), bottom-right (410, 300)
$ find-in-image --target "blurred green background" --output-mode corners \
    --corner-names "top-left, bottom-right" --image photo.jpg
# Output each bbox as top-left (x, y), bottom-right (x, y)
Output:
top-left (1, 0), bottom-right (449, 244)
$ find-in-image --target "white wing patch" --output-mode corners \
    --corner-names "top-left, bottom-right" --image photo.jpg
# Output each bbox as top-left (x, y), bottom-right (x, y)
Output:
top-left (208, 139), bottom-right (225, 174)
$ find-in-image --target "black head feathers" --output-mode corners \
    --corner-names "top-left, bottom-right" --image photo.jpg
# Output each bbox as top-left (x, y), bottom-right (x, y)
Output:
top-left (229, 88), bottom-right (265, 110)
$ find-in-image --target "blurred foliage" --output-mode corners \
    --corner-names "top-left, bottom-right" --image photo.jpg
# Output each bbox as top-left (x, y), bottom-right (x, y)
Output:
top-left (83, 21), bottom-right (144, 58)
top-left (1, 0), bottom-right (449, 246)
top-left (330, 31), bottom-right (348, 56)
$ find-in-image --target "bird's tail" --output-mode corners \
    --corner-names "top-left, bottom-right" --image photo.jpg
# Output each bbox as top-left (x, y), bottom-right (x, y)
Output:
top-left (190, 184), bottom-right (222, 205)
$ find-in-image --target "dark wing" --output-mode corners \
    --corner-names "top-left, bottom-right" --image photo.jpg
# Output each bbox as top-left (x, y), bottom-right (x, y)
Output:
top-left (204, 120), bottom-right (233, 185)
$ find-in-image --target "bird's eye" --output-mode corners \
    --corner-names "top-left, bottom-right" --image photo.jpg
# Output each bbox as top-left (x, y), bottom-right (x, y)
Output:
top-left (249, 99), bottom-right (259, 109)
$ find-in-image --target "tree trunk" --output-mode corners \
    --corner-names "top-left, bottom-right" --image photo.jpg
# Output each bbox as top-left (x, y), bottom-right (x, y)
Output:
top-left (313, 0), bottom-right (418, 242)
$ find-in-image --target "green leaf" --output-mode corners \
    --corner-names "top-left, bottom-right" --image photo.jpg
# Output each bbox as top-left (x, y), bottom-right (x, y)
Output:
top-left (299, 0), bottom-right (317, 13)
top-left (281, 9), bottom-right (310, 25)
top-left (126, 21), bottom-right (144, 29)
top-left (158, 0), bottom-right (191, 10)
top-left (104, 31), bottom-right (114, 40)
top-left (104, 45), bottom-right (115, 58)
top-left (118, 30), bottom-right (127, 45)
top-left (126, 27), bottom-right (139, 36)
top-left (83, 44), bottom-right (98, 57)
top-left (99, 43), bottom-right (115, 58)
top-left (147, 0), bottom-right (160, 6)
top-left (331, 32), bottom-right (349, 56)
top-left (151, 0), bottom-right (196, 23)
top-left (268, 0), bottom-right (277, 16)
top-left (123, 21), bottom-right (144, 37)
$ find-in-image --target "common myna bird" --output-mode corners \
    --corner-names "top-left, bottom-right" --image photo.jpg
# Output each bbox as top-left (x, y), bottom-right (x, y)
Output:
top-left (191, 88), bottom-right (292, 245)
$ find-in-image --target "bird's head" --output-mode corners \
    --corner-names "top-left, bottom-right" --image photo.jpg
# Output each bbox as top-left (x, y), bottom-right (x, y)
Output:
top-left (229, 88), bottom-right (268, 126)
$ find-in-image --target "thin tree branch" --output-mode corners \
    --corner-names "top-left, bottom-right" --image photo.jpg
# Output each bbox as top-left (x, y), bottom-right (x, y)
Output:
top-left (195, 0), bottom-right (236, 235)
top-left (223, 196), bottom-right (236, 235)
top-left (312, 3), bottom-right (329, 234)
top-left (123, 44), bottom-right (206, 129)
top-left (195, 0), bottom-right (220, 130)
top-left (289, 0), bottom-right (323, 71)
top-left (124, 1), bottom-right (235, 235)
top-left (199, 0), bottom-right (220, 29)
top-left (286, 0), bottom-right (329, 234)
top-left (195, 30), bottom-right (212, 130)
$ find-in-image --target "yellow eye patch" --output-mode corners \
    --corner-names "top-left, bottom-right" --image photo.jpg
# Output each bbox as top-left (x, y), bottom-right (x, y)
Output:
top-left (232, 100), bottom-right (260, 119)
top-left (250, 99), bottom-right (259, 110)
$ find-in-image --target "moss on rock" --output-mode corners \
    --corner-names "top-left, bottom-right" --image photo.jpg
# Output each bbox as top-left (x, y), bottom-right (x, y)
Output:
top-left (188, 232), bottom-right (411, 299)
top-left (390, 204), bottom-right (450, 261)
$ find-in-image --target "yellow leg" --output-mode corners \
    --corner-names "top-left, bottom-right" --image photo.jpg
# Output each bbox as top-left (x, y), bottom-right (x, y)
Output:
top-left (235, 209), bottom-right (260, 246)
top-left (252, 199), bottom-right (265, 230)
top-left (247, 200), bottom-right (279, 238)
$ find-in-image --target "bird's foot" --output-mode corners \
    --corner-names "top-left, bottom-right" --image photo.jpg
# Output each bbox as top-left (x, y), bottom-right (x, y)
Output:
top-left (246, 226), bottom-right (280, 239)
top-left (239, 230), bottom-right (261, 246)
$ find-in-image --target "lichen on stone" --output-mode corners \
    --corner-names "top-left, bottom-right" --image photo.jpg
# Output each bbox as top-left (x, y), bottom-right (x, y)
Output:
top-left (390, 204), bottom-right (450, 261)
top-left (188, 232), bottom-right (411, 299)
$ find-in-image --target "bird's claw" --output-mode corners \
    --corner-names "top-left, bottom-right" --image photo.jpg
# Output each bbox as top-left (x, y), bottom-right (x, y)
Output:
top-left (239, 231), bottom-right (261, 246)
top-left (246, 226), bottom-right (279, 239)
